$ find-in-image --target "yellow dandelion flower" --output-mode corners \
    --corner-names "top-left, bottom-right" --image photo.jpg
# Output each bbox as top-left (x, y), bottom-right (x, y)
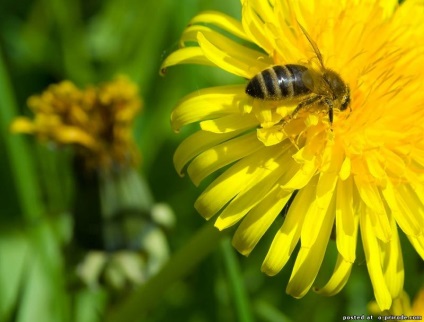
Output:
top-left (162, 0), bottom-right (424, 310)
top-left (11, 76), bottom-right (142, 169)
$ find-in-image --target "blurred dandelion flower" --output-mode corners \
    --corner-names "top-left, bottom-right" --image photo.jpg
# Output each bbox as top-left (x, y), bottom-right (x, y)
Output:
top-left (162, 0), bottom-right (424, 310)
top-left (11, 76), bottom-right (141, 169)
top-left (12, 76), bottom-right (175, 290)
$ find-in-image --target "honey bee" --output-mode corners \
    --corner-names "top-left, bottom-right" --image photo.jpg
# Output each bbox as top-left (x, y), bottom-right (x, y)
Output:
top-left (245, 24), bottom-right (350, 124)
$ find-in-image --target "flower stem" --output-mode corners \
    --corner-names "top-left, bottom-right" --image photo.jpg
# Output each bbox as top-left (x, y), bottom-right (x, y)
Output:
top-left (0, 47), bottom-right (44, 221)
top-left (221, 238), bottom-right (254, 322)
top-left (105, 221), bottom-right (225, 321)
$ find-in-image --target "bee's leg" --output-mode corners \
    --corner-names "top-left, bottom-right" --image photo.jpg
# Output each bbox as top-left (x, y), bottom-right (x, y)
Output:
top-left (291, 95), bottom-right (323, 119)
top-left (346, 103), bottom-right (353, 120)
top-left (279, 126), bottom-right (300, 150)
top-left (280, 95), bottom-right (326, 148)
top-left (279, 94), bottom-right (323, 128)
top-left (324, 98), bottom-right (334, 125)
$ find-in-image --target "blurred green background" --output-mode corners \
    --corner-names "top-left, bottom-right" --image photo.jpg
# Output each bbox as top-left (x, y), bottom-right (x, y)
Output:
top-left (0, 0), bottom-right (422, 321)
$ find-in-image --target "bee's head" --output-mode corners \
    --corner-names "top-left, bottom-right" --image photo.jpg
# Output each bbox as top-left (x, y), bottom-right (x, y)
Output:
top-left (323, 70), bottom-right (350, 111)
top-left (340, 88), bottom-right (350, 111)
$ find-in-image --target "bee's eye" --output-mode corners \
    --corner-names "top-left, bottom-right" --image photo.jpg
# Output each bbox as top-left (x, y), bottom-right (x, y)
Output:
top-left (340, 95), bottom-right (350, 111)
top-left (324, 71), bottom-right (346, 94)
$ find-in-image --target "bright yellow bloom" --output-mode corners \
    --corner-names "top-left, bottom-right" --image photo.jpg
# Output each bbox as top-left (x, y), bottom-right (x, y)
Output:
top-left (11, 76), bottom-right (141, 169)
top-left (162, 0), bottom-right (424, 310)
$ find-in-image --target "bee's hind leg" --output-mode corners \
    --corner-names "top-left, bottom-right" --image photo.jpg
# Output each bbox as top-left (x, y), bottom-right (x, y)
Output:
top-left (278, 95), bottom-right (327, 149)
top-left (290, 95), bottom-right (323, 120)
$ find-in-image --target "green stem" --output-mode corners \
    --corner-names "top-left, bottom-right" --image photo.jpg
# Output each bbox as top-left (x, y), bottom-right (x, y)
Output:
top-left (0, 47), bottom-right (44, 221)
top-left (253, 300), bottom-right (293, 322)
top-left (105, 221), bottom-right (225, 322)
top-left (221, 238), bottom-right (254, 322)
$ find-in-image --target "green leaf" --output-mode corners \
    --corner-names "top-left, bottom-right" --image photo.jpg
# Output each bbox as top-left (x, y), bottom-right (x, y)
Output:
top-left (0, 228), bottom-right (29, 321)
top-left (16, 221), bottom-right (68, 322)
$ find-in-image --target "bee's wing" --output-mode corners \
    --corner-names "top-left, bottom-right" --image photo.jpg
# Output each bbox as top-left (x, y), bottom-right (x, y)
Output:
top-left (297, 23), bottom-right (325, 70)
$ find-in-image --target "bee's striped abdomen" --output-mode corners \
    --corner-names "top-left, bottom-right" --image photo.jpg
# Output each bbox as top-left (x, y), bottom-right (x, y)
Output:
top-left (246, 64), bottom-right (311, 101)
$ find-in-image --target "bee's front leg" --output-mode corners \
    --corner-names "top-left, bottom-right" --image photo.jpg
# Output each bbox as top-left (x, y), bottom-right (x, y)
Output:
top-left (324, 98), bottom-right (334, 125)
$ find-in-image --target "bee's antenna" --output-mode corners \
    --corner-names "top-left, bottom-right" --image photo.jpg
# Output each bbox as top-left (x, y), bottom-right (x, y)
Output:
top-left (297, 22), bottom-right (325, 70)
